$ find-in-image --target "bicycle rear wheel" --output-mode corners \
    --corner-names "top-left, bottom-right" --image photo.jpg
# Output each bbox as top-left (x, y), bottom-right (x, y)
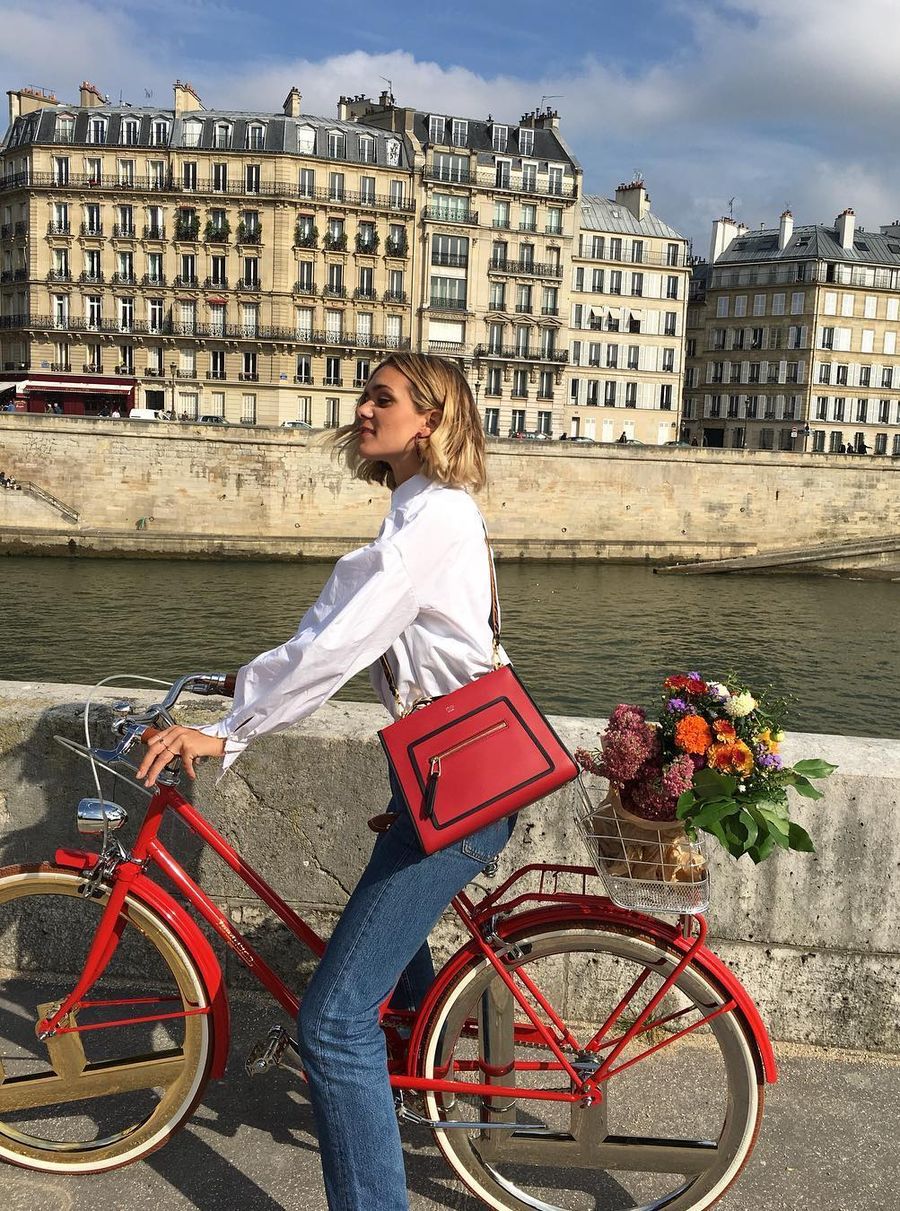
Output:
top-left (0, 864), bottom-right (214, 1173)
top-left (420, 917), bottom-right (763, 1210)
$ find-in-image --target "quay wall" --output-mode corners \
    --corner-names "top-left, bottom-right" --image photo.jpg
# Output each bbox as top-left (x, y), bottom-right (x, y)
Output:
top-left (1, 415), bottom-right (899, 563)
top-left (1, 680), bottom-right (898, 1054)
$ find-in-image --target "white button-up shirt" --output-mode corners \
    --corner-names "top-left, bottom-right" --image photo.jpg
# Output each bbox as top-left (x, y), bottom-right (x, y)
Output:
top-left (200, 474), bottom-right (503, 769)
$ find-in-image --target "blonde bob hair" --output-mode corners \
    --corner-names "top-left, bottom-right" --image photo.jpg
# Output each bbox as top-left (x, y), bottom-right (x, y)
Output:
top-left (333, 353), bottom-right (487, 491)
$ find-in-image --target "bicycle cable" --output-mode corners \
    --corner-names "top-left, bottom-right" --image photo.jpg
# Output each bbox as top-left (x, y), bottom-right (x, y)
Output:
top-left (82, 674), bottom-right (174, 854)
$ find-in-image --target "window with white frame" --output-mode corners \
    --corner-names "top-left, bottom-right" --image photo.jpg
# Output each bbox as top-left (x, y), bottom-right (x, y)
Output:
top-left (428, 115), bottom-right (446, 144)
top-left (296, 124), bottom-right (316, 154)
top-left (358, 134), bottom-right (376, 163)
top-left (518, 127), bottom-right (534, 156)
top-left (246, 123), bottom-right (266, 149)
top-left (214, 123), bottom-right (232, 149)
top-left (182, 120), bottom-right (202, 148)
top-left (327, 130), bottom-right (345, 158)
top-left (492, 124), bottom-right (508, 153)
top-left (241, 393), bottom-right (256, 423)
top-left (151, 119), bottom-right (170, 146)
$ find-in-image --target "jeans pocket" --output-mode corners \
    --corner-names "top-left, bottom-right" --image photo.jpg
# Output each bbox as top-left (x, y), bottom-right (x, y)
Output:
top-left (459, 814), bottom-right (515, 865)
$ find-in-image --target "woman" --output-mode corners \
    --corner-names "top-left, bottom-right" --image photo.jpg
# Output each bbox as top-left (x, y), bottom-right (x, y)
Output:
top-left (136, 353), bottom-right (514, 1210)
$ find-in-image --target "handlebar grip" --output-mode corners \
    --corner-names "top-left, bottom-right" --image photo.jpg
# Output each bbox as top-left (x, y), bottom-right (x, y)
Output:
top-left (140, 726), bottom-right (162, 745)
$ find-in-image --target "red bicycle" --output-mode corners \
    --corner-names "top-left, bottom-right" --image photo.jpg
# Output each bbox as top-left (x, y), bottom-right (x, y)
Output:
top-left (0, 672), bottom-right (776, 1210)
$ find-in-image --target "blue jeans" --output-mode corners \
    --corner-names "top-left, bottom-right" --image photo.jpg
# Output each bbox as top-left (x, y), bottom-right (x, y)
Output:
top-left (297, 793), bottom-right (515, 1211)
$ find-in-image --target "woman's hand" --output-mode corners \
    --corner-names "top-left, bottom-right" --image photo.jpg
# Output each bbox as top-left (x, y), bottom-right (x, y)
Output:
top-left (136, 727), bottom-right (226, 787)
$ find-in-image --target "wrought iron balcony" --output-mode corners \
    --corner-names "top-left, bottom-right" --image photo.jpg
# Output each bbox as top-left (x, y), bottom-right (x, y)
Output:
top-left (422, 207), bottom-right (477, 225)
top-left (47, 221), bottom-right (71, 236)
top-left (111, 272), bottom-right (137, 285)
top-left (204, 276), bottom-right (228, 289)
top-left (383, 290), bottom-right (407, 304)
top-left (79, 271), bottom-right (105, 284)
top-left (80, 223), bottom-right (103, 237)
top-left (143, 225), bottom-right (166, 240)
top-left (293, 280), bottom-right (316, 295)
top-left (474, 343), bottom-right (568, 364)
top-left (174, 275), bottom-right (199, 288)
top-left (322, 285), bottom-right (347, 298)
top-left (50, 362), bottom-right (71, 372)
top-left (488, 258), bottom-right (562, 278)
top-left (238, 371), bottom-right (259, 381)
top-left (47, 269), bottom-right (72, 282)
top-left (429, 295), bottom-right (467, 310)
top-left (424, 165), bottom-right (473, 185)
top-left (353, 288), bottom-right (378, 300)
top-left (142, 273), bottom-right (167, 286)
top-left (112, 223), bottom-right (136, 238)
top-left (236, 278), bottom-right (261, 290)
top-left (431, 252), bottom-right (468, 267)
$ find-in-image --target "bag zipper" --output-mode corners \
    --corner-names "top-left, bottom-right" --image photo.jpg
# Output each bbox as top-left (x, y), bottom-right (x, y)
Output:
top-left (423, 720), bottom-right (509, 820)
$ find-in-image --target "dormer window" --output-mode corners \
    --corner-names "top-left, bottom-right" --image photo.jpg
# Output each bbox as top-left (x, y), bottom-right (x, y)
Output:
top-left (120, 118), bottom-right (140, 146)
top-left (55, 114), bottom-right (75, 144)
top-left (327, 130), bottom-right (346, 158)
top-left (214, 122), bottom-right (232, 149)
top-left (492, 124), bottom-right (508, 153)
top-left (358, 134), bottom-right (376, 163)
top-left (296, 124), bottom-right (316, 154)
top-left (246, 123), bottom-right (266, 150)
top-left (518, 127), bottom-right (534, 157)
top-left (151, 118), bottom-right (170, 146)
top-left (182, 119), bottom-right (202, 148)
top-left (88, 116), bottom-right (107, 145)
top-left (451, 118), bottom-right (468, 146)
top-left (428, 115), bottom-right (446, 144)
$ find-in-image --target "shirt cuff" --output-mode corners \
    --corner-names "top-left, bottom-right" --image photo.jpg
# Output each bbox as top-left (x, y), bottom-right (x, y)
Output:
top-left (197, 722), bottom-right (248, 772)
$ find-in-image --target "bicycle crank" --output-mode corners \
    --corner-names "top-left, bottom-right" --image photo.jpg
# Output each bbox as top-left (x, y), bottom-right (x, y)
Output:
top-left (245, 1025), bottom-right (301, 1077)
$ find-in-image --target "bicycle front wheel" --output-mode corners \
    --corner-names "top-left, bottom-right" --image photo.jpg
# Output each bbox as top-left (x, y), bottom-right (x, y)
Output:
top-left (420, 917), bottom-right (763, 1211)
top-left (0, 864), bottom-right (214, 1173)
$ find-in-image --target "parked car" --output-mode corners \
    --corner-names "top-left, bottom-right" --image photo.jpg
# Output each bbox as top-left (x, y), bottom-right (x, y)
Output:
top-left (199, 415), bottom-right (229, 424)
top-left (128, 408), bottom-right (162, 421)
top-left (281, 419), bottom-right (313, 430)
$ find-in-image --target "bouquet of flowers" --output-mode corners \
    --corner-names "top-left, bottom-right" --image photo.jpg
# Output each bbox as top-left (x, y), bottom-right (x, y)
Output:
top-left (576, 672), bottom-right (836, 865)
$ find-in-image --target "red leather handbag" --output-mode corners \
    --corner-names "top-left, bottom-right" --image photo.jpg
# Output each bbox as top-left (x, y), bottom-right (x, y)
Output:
top-left (377, 539), bottom-right (578, 855)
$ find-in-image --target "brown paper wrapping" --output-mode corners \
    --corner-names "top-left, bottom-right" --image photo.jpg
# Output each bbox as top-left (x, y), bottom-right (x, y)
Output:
top-left (587, 785), bottom-right (707, 884)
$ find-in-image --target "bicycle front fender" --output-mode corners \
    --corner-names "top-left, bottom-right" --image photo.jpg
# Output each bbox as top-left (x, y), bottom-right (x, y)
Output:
top-left (409, 900), bottom-right (777, 1085)
top-left (54, 848), bottom-right (232, 1079)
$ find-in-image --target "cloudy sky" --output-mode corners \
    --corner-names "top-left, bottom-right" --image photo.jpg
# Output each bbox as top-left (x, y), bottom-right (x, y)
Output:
top-left (3, 0), bottom-right (900, 252)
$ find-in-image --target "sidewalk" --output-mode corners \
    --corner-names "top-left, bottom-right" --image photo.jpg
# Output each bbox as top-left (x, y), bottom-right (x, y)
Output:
top-left (5, 1001), bottom-right (898, 1211)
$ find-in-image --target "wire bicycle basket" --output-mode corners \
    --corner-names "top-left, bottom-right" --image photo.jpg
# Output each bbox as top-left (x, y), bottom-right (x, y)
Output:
top-left (574, 774), bottom-right (710, 915)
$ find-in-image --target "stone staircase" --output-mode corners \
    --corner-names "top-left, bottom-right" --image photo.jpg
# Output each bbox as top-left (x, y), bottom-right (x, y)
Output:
top-left (19, 481), bottom-right (79, 524)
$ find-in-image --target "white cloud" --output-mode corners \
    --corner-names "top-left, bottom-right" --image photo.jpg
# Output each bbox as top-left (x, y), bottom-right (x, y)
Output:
top-left (3, 0), bottom-right (900, 247)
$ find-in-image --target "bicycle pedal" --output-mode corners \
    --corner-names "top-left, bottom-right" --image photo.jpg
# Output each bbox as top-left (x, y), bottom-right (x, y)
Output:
top-left (245, 1025), bottom-right (292, 1077)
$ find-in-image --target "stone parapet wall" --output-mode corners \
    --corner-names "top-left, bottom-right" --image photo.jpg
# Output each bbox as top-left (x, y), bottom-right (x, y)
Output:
top-left (1, 680), bottom-right (898, 1052)
top-left (1, 416), bottom-right (898, 563)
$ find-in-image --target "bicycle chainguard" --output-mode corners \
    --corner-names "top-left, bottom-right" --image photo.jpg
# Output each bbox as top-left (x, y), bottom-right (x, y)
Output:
top-left (245, 1025), bottom-right (299, 1077)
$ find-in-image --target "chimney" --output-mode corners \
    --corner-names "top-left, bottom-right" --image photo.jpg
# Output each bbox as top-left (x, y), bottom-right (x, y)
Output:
top-left (615, 179), bottom-right (650, 221)
top-left (709, 216), bottom-right (746, 263)
top-left (174, 80), bottom-right (204, 113)
top-left (778, 209), bottom-right (794, 250)
top-left (835, 208), bottom-right (855, 250)
top-left (7, 86), bottom-right (58, 127)
top-left (79, 81), bottom-right (105, 108)
top-left (283, 87), bottom-right (302, 118)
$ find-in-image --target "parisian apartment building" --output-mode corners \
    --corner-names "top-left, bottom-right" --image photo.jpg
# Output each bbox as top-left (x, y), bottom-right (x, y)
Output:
top-left (0, 78), bottom-right (689, 441)
top-left (683, 209), bottom-right (900, 456)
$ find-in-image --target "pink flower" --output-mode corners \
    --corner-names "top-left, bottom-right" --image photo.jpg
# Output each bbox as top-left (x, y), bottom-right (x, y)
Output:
top-left (661, 754), bottom-right (695, 798)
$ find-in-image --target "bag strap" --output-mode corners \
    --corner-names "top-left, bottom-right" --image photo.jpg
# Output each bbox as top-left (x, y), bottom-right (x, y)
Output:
top-left (379, 527), bottom-right (501, 713)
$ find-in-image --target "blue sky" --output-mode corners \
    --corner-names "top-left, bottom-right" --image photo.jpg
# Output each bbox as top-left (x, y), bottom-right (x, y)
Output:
top-left (3, 0), bottom-right (900, 250)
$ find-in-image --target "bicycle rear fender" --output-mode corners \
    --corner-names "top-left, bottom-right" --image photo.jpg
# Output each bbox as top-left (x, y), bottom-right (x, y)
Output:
top-left (408, 900), bottom-right (777, 1085)
top-left (54, 848), bottom-right (231, 1079)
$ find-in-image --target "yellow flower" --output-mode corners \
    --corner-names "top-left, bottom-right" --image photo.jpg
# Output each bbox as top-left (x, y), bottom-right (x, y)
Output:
top-left (755, 727), bottom-right (780, 753)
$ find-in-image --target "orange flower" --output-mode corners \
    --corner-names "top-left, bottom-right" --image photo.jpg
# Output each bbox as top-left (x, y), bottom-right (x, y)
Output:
top-left (713, 719), bottom-right (737, 741)
top-left (707, 740), bottom-right (755, 775)
top-left (674, 715), bottom-right (713, 755)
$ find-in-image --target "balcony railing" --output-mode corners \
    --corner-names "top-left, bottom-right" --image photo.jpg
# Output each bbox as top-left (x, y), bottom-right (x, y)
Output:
top-left (474, 343), bottom-right (568, 364)
top-left (50, 362), bottom-right (71, 372)
top-left (142, 273), bottom-right (167, 286)
top-left (491, 218), bottom-right (511, 229)
top-left (173, 275), bottom-right (199, 288)
top-left (80, 223), bottom-right (103, 237)
top-left (142, 225), bottom-right (166, 240)
top-left (431, 252), bottom-right (468, 268)
top-left (236, 225), bottom-right (262, 244)
top-left (0, 169), bottom-right (418, 213)
top-left (236, 278), bottom-right (261, 290)
top-left (488, 258), bottom-right (562, 278)
top-left (383, 290), bottom-right (407, 304)
top-left (427, 340), bottom-right (468, 355)
top-left (0, 224), bottom-right (11, 239)
top-left (238, 372), bottom-right (259, 381)
top-left (0, 313), bottom-right (411, 349)
top-left (578, 245), bottom-right (692, 268)
top-left (384, 238), bottom-right (408, 258)
top-left (111, 272), bottom-right (137, 285)
top-left (205, 226), bottom-right (230, 244)
top-left (422, 207), bottom-right (477, 225)
top-left (293, 280), bottom-right (316, 295)
top-left (519, 222), bottom-right (537, 232)
top-left (429, 296), bottom-right (467, 310)
top-left (112, 223), bottom-right (136, 238)
top-left (207, 370), bottom-right (227, 380)
top-left (424, 166), bottom-right (473, 185)
top-left (204, 276), bottom-right (228, 289)
top-left (14, 220), bottom-right (27, 235)
top-left (79, 271), bottom-right (105, 284)
top-left (47, 270), bottom-right (72, 282)
top-left (47, 222), bottom-right (71, 236)
top-left (322, 285), bottom-right (346, 298)
top-left (354, 288), bottom-right (378, 300)
top-left (82, 364), bottom-right (104, 373)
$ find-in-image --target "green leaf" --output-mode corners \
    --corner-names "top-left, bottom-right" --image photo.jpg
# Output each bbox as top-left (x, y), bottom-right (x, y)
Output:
top-left (792, 759), bottom-right (838, 779)
top-left (693, 768), bottom-right (738, 800)
top-left (675, 791), bottom-right (697, 820)
top-left (789, 775), bottom-right (824, 801)
top-left (747, 831), bottom-right (777, 864)
top-left (689, 800), bottom-right (738, 831)
top-left (788, 822), bottom-right (816, 852)
top-left (757, 807), bottom-right (790, 836)
top-left (738, 808), bottom-right (759, 851)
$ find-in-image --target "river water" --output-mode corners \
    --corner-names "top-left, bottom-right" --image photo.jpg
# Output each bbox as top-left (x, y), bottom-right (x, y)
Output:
top-left (1, 556), bottom-right (897, 738)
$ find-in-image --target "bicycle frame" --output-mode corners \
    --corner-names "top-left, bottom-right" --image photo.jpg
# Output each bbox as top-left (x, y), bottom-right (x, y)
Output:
top-left (40, 777), bottom-right (776, 1112)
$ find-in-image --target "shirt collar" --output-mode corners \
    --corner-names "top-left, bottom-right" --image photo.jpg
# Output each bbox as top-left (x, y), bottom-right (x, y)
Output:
top-left (390, 472), bottom-right (433, 510)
